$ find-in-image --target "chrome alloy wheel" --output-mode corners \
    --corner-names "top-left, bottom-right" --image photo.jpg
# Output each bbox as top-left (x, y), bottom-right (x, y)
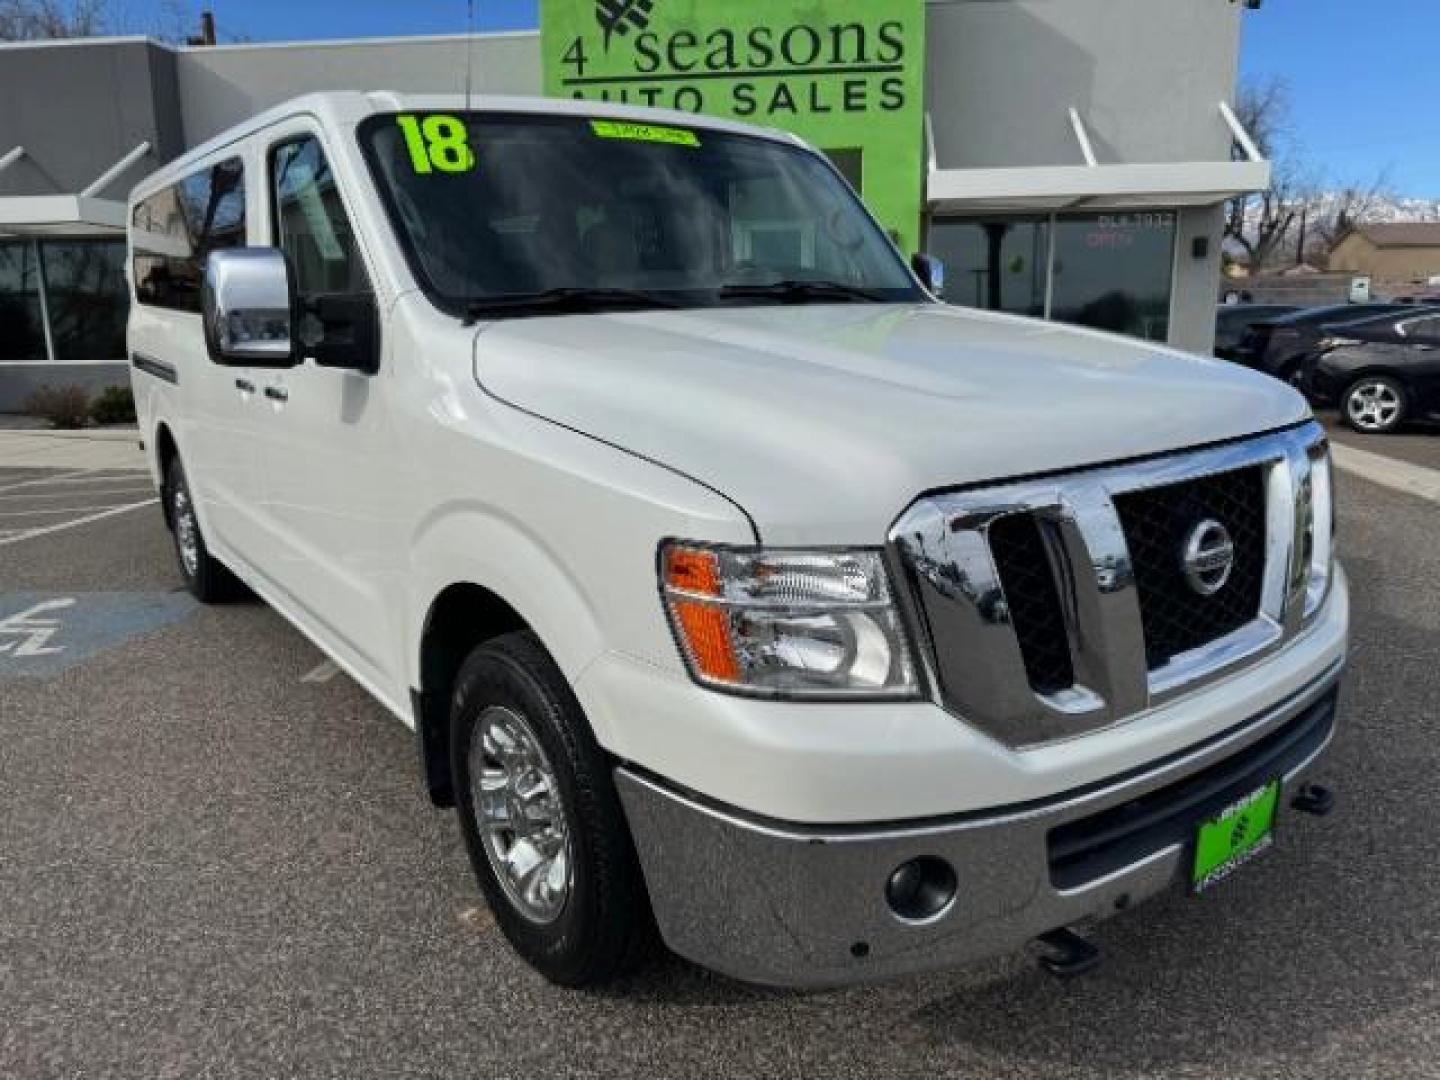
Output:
top-left (469, 705), bottom-right (573, 924)
top-left (172, 482), bottom-right (200, 578)
top-left (1346, 379), bottom-right (1401, 431)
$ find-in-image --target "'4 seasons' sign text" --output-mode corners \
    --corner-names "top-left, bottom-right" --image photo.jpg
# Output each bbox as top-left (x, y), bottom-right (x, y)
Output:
top-left (541, 0), bottom-right (927, 251)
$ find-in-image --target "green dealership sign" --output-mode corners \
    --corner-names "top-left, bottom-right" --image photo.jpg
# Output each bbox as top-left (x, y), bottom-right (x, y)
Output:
top-left (541, 0), bottom-right (927, 251)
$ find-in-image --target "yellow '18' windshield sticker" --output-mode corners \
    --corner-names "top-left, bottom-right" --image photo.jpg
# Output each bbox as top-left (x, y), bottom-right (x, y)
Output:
top-left (589, 120), bottom-right (700, 147)
top-left (396, 114), bottom-right (476, 174)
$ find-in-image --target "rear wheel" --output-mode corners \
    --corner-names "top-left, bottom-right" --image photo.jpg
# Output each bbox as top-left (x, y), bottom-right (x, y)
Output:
top-left (450, 631), bottom-right (656, 986)
top-left (163, 457), bottom-right (244, 602)
top-left (1342, 375), bottom-right (1407, 433)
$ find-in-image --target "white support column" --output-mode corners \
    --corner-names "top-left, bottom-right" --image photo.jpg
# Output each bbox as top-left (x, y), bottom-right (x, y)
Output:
top-left (1219, 102), bottom-right (1264, 163)
top-left (33, 239), bottom-right (57, 364)
top-left (80, 141), bottom-right (151, 198)
top-left (1068, 108), bottom-right (1098, 167)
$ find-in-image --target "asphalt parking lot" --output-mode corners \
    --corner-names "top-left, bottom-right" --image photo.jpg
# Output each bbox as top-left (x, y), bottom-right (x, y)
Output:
top-left (2, 456), bottom-right (1438, 1079)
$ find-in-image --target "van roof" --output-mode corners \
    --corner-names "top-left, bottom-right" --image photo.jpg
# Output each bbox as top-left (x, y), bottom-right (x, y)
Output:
top-left (130, 91), bottom-right (806, 204)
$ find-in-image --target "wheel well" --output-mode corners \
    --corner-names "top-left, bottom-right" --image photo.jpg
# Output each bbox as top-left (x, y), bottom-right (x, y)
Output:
top-left (155, 423), bottom-right (178, 528)
top-left (1343, 368), bottom-right (1405, 390)
top-left (414, 583), bottom-right (529, 807)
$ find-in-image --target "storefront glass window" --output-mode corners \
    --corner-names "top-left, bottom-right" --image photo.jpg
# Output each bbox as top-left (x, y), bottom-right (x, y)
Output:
top-left (40, 241), bottom-right (129, 361)
top-left (926, 217), bottom-right (1049, 318)
top-left (1050, 212), bottom-right (1175, 342)
top-left (0, 241), bottom-right (47, 362)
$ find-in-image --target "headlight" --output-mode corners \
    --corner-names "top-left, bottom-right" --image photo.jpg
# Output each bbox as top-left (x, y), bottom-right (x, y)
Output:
top-left (1295, 442), bottom-right (1335, 620)
top-left (659, 542), bottom-right (919, 699)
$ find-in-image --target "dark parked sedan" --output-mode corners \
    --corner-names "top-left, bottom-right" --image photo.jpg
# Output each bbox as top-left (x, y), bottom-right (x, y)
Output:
top-left (1304, 309), bottom-right (1440, 433)
top-left (1232, 302), bottom-right (1409, 383)
top-left (1214, 303), bottom-right (1298, 359)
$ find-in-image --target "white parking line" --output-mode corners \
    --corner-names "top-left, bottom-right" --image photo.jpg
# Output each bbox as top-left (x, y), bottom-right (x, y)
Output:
top-left (1332, 444), bottom-right (1440, 505)
top-left (7, 474), bottom-right (149, 485)
top-left (0, 499), bottom-right (159, 548)
top-left (0, 487), bottom-right (155, 502)
top-left (301, 660), bottom-right (342, 683)
top-left (0, 504), bottom-right (154, 518)
top-left (0, 468), bottom-right (98, 494)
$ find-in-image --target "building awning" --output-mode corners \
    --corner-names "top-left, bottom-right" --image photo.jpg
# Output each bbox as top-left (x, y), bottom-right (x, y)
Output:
top-left (926, 103), bottom-right (1271, 214)
top-left (0, 194), bottom-right (127, 237)
top-left (0, 141), bottom-right (147, 238)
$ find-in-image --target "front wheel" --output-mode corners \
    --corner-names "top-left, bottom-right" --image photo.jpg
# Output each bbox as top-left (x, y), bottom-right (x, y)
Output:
top-left (163, 457), bottom-right (244, 602)
top-left (1342, 375), bottom-right (1407, 433)
top-left (450, 631), bottom-right (656, 986)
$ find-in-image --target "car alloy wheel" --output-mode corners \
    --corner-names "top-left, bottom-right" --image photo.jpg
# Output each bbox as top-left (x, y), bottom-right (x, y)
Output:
top-left (468, 704), bottom-right (573, 924)
top-left (171, 481), bottom-right (201, 579)
top-left (1345, 378), bottom-right (1403, 432)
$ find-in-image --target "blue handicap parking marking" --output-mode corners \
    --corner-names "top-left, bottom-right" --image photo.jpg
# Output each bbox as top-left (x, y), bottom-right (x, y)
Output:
top-left (0, 591), bottom-right (197, 678)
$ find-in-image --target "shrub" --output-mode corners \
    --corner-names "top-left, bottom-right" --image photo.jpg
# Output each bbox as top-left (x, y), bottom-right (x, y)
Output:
top-left (90, 385), bottom-right (137, 426)
top-left (23, 385), bottom-right (92, 430)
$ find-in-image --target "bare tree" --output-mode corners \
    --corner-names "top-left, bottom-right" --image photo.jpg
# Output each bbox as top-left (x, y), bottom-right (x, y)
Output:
top-left (0, 0), bottom-right (109, 39)
top-left (1314, 169), bottom-right (1396, 257)
top-left (1224, 76), bottom-right (1317, 270)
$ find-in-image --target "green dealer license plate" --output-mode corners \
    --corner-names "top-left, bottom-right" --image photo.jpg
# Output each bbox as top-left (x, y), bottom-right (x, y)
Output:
top-left (1191, 779), bottom-right (1281, 893)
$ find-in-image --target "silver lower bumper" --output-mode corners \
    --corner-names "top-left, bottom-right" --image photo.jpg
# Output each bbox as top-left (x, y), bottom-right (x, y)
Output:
top-left (615, 664), bottom-right (1341, 988)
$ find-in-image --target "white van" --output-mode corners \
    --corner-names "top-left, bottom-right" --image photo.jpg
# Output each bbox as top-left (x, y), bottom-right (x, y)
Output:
top-left (127, 93), bottom-right (1347, 988)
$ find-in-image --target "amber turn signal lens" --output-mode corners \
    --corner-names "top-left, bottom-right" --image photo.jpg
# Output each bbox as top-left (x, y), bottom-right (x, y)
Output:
top-left (671, 599), bottom-right (741, 683)
top-left (664, 546), bottom-right (722, 596)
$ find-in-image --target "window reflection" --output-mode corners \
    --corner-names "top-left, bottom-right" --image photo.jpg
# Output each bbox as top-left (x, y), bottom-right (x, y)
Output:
top-left (0, 242), bottom-right (46, 361)
top-left (41, 241), bottom-right (128, 361)
top-left (926, 211), bottom-right (1178, 344)
top-left (1051, 212), bottom-right (1175, 342)
top-left (928, 217), bottom-right (1048, 318)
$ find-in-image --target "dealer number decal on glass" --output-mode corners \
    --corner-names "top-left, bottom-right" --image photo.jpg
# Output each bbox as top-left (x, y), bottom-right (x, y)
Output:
top-left (590, 120), bottom-right (700, 147)
top-left (396, 114), bottom-right (476, 174)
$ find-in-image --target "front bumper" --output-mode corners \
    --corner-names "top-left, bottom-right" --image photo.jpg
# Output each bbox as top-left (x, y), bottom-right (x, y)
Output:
top-left (616, 664), bottom-right (1341, 988)
top-left (1299, 356), bottom-right (1343, 404)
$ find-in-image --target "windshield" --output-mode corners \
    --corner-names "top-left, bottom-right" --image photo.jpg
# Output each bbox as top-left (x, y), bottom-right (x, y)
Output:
top-left (359, 112), bottom-right (923, 318)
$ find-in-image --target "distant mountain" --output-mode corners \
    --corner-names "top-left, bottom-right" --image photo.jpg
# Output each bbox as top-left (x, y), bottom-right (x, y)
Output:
top-left (1230, 191), bottom-right (1440, 266)
top-left (1307, 192), bottom-right (1440, 228)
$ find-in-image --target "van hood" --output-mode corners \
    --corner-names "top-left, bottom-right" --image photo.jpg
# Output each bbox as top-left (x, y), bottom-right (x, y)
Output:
top-left (471, 303), bottom-right (1310, 544)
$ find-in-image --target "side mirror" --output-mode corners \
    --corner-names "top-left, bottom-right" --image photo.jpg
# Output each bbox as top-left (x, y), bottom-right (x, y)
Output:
top-left (201, 248), bottom-right (297, 367)
top-left (912, 252), bottom-right (946, 296)
top-left (301, 293), bottom-right (381, 376)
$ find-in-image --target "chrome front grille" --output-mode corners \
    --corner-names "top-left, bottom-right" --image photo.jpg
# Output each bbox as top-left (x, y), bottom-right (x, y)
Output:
top-left (888, 423), bottom-right (1332, 748)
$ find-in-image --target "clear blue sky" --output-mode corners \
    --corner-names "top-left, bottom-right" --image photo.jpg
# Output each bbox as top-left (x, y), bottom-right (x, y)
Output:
top-left (161, 1), bottom-right (540, 39)
top-left (1241, 0), bottom-right (1439, 197)
top-left (134, 0), bottom-right (1438, 198)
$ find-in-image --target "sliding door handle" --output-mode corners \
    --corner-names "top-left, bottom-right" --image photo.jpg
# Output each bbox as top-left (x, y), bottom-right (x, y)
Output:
top-left (264, 385), bottom-right (289, 402)
top-left (234, 377), bottom-right (255, 393)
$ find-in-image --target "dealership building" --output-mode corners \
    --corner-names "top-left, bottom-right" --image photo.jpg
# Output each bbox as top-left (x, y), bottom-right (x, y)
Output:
top-left (0, 0), bottom-right (1268, 411)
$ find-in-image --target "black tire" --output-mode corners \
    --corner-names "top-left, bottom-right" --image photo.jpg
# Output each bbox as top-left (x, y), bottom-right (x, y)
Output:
top-left (162, 457), bottom-right (244, 602)
top-left (450, 631), bottom-right (656, 986)
top-left (1341, 374), bottom-right (1408, 434)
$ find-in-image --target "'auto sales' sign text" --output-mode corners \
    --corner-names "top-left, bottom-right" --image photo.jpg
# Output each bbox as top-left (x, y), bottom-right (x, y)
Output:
top-left (541, 0), bottom-right (927, 250)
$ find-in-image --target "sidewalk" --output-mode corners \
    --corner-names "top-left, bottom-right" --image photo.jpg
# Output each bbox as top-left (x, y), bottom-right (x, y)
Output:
top-left (0, 429), bottom-right (148, 471)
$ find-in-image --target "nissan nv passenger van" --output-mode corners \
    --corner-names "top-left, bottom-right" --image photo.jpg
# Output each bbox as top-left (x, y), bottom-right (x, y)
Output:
top-left (127, 93), bottom-right (1347, 988)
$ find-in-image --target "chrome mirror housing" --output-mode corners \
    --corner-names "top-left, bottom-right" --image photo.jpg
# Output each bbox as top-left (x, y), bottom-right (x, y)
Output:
top-left (201, 248), bottom-right (297, 366)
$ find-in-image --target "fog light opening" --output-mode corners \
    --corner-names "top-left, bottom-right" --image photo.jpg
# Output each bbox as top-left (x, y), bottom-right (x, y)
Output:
top-left (885, 856), bottom-right (958, 924)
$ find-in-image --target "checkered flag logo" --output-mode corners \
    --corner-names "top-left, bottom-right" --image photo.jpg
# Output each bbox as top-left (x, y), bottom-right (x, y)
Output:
top-left (595, 0), bottom-right (656, 50)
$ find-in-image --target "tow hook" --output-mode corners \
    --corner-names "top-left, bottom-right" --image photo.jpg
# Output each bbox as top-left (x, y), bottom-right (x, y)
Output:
top-left (1036, 927), bottom-right (1101, 979)
top-left (1291, 782), bottom-right (1335, 817)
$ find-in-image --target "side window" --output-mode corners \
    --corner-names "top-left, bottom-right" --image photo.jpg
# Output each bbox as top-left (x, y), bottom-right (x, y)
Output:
top-left (132, 158), bottom-right (245, 312)
top-left (271, 135), bottom-right (369, 298)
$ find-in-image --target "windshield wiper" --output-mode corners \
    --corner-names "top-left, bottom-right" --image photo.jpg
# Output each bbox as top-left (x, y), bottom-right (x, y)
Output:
top-left (460, 287), bottom-right (681, 324)
top-left (716, 279), bottom-right (891, 305)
